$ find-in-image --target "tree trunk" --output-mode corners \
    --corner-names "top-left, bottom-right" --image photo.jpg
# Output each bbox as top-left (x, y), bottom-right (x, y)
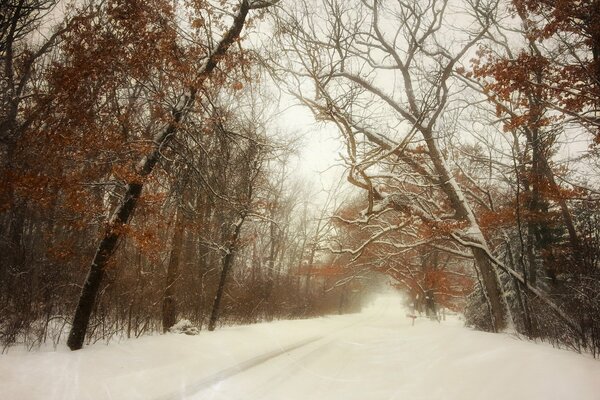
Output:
top-left (351, 121), bottom-right (508, 331)
top-left (162, 209), bottom-right (185, 333)
top-left (421, 127), bottom-right (508, 331)
top-left (338, 285), bottom-right (347, 315)
top-left (263, 219), bottom-right (279, 318)
top-left (208, 217), bottom-right (244, 331)
top-left (67, 182), bottom-right (143, 350)
top-left (471, 247), bottom-right (505, 330)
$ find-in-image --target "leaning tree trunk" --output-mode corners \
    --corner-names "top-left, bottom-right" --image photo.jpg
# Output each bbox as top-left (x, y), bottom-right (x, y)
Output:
top-left (208, 216), bottom-right (244, 331)
top-left (421, 127), bottom-right (508, 331)
top-left (67, 182), bottom-right (145, 350)
top-left (67, 2), bottom-right (252, 350)
top-left (352, 122), bottom-right (508, 331)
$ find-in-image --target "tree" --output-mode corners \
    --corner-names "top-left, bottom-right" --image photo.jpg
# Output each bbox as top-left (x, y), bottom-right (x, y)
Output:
top-left (467, 5), bottom-right (582, 275)
top-left (270, 0), bottom-right (509, 331)
top-left (461, 0), bottom-right (600, 349)
top-left (207, 125), bottom-right (268, 331)
top-left (0, 0), bottom-right (79, 348)
top-left (509, 0), bottom-right (600, 141)
top-left (64, 0), bottom-right (279, 351)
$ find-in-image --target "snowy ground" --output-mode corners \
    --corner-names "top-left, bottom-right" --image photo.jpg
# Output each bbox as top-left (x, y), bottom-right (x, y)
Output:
top-left (1, 294), bottom-right (599, 400)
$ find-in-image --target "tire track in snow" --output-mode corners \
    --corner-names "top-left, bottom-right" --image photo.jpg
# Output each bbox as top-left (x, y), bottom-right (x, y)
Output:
top-left (159, 310), bottom-right (385, 400)
top-left (240, 336), bottom-right (346, 399)
top-left (155, 335), bottom-right (323, 400)
top-left (189, 312), bottom-right (382, 399)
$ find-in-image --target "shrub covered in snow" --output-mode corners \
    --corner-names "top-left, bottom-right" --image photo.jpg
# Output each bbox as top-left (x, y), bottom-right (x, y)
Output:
top-left (169, 319), bottom-right (199, 335)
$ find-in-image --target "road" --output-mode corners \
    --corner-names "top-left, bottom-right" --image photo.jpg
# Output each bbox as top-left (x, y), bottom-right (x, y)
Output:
top-left (187, 304), bottom-right (410, 400)
top-left (181, 299), bottom-right (600, 400)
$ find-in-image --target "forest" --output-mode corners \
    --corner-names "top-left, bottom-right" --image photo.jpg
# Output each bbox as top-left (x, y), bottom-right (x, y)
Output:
top-left (1, 0), bottom-right (599, 359)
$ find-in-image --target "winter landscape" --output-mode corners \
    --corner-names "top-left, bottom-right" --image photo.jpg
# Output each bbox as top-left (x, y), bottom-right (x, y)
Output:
top-left (2, 0), bottom-right (600, 398)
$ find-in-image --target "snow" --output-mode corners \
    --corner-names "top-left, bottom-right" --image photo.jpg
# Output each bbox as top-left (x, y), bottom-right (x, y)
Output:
top-left (169, 319), bottom-right (200, 335)
top-left (1, 294), bottom-right (599, 400)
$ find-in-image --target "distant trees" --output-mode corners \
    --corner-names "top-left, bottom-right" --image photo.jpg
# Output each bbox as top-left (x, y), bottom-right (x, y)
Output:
top-left (1, 0), bottom-right (78, 349)
top-left (331, 195), bottom-right (474, 318)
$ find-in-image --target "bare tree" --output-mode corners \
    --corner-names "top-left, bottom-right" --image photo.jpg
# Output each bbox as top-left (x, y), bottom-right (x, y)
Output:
top-left (269, 0), bottom-right (509, 331)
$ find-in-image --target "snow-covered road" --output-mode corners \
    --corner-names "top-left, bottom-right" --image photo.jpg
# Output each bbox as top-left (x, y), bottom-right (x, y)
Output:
top-left (190, 298), bottom-right (600, 400)
top-left (1, 294), bottom-right (599, 400)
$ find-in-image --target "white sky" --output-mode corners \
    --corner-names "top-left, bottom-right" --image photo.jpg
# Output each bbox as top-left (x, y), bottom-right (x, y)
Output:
top-left (264, 87), bottom-right (353, 207)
